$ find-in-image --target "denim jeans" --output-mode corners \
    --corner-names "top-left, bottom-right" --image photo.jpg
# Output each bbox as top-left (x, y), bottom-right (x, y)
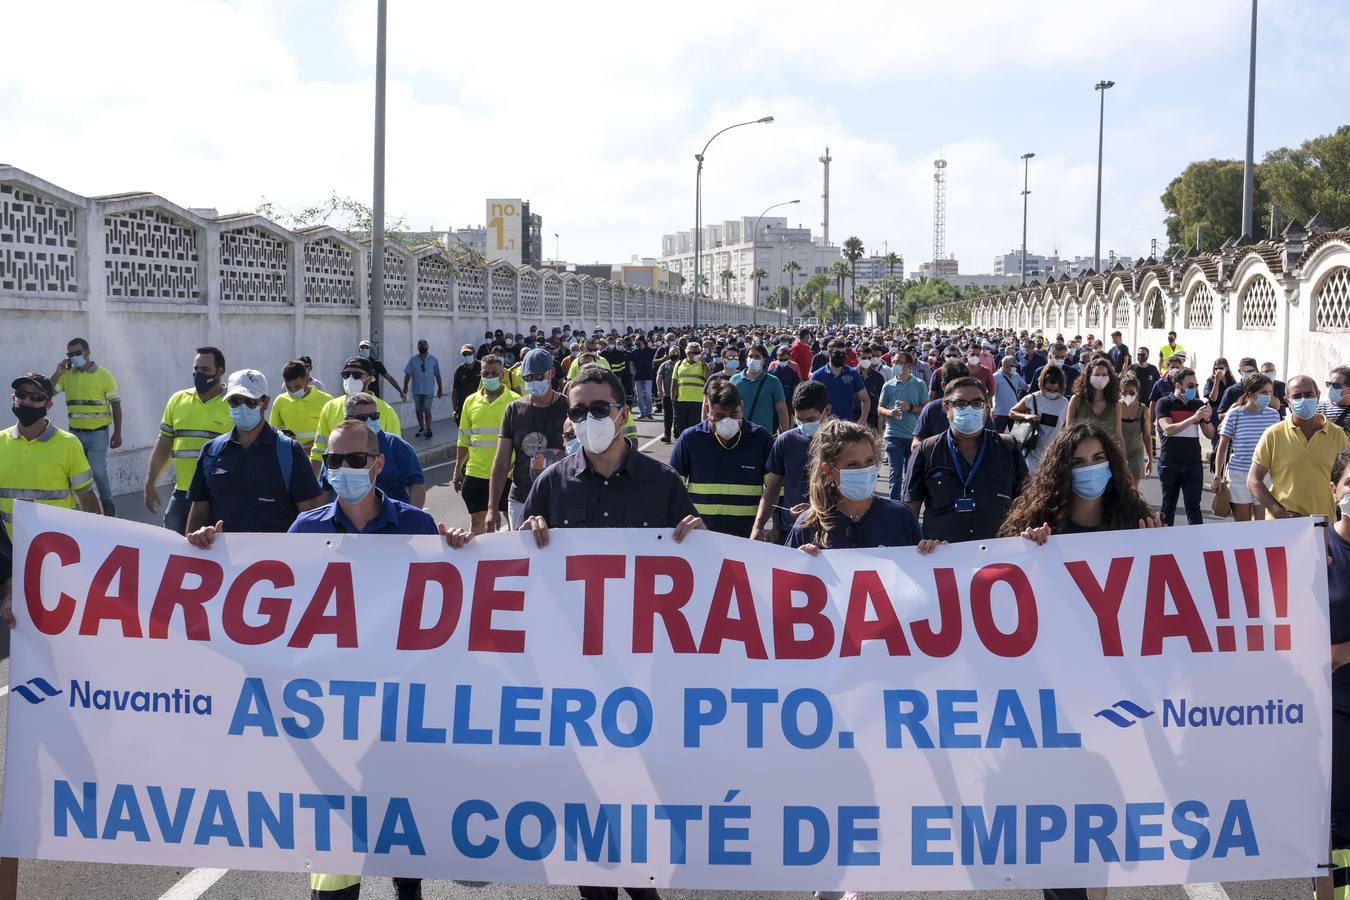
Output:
top-left (884, 436), bottom-right (912, 501)
top-left (164, 489), bottom-right (191, 535)
top-left (1158, 458), bottom-right (1203, 525)
top-left (73, 427), bottom-right (112, 507)
top-left (634, 380), bottom-right (654, 417)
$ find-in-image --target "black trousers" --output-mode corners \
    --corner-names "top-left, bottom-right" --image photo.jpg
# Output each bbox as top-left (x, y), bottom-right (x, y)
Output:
top-left (673, 400), bottom-right (702, 439)
top-left (578, 888), bottom-right (660, 900)
top-left (662, 393), bottom-right (675, 438)
top-left (312, 879), bottom-right (420, 900)
top-left (1043, 890), bottom-right (1089, 900)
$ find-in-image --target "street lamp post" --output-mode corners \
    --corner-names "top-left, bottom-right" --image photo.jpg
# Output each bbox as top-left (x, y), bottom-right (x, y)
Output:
top-left (370, 0), bottom-right (388, 360)
top-left (1093, 80), bottom-right (1114, 273)
top-left (750, 199), bottom-right (800, 326)
top-left (1241, 0), bottom-right (1258, 238)
top-left (694, 116), bottom-right (774, 330)
top-left (1020, 152), bottom-right (1035, 286)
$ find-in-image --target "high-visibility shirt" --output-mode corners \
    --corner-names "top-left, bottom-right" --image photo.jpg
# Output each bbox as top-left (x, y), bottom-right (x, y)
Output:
top-left (667, 420), bottom-right (773, 538)
top-left (566, 356), bottom-right (612, 380)
top-left (159, 389), bottom-right (233, 491)
top-left (0, 422), bottom-right (94, 538)
top-left (458, 387), bottom-right (520, 479)
top-left (623, 411), bottom-right (638, 440)
top-left (673, 360), bottom-right (709, 402)
top-left (54, 365), bottom-right (120, 431)
top-left (310, 393), bottom-right (402, 461)
top-left (310, 875), bottom-right (361, 892)
top-left (268, 386), bottom-right (333, 449)
top-left (503, 365), bottom-right (524, 394)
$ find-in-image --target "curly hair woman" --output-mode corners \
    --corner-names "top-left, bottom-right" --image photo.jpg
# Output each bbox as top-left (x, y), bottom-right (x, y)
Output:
top-left (1065, 356), bottom-right (1123, 451)
top-left (1000, 420), bottom-right (1160, 540)
top-left (786, 418), bottom-right (942, 554)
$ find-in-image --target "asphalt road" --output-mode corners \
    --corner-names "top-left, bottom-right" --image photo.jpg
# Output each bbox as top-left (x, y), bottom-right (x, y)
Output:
top-left (0, 415), bottom-right (1305, 900)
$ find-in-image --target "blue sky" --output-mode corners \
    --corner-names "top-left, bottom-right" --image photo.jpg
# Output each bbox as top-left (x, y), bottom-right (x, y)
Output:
top-left (5, 0), bottom-right (1348, 274)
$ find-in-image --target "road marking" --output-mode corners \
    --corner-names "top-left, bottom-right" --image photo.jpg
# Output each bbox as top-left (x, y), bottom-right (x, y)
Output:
top-left (1183, 884), bottom-right (1231, 900)
top-left (639, 436), bottom-right (664, 451)
top-left (423, 459), bottom-right (456, 472)
top-left (0, 684), bottom-right (7, 700)
top-left (156, 867), bottom-right (229, 900)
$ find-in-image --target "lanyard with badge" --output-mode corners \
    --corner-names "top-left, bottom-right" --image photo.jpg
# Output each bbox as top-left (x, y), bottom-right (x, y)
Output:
top-left (945, 429), bottom-right (986, 513)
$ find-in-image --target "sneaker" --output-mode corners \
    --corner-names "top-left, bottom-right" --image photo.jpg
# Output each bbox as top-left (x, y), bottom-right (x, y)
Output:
top-left (424, 431), bottom-right (433, 439)
top-left (415, 429), bottom-right (426, 437)
top-left (660, 435), bottom-right (671, 443)
top-left (103, 500), bottom-right (116, 517)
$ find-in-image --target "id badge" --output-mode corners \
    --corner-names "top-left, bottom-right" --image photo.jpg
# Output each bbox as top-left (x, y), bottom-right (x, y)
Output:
top-left (954, 496), bottom-right (976, 513)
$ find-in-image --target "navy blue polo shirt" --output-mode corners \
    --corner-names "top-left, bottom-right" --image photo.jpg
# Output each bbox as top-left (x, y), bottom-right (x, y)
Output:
top-left (319, 430), bottom-right (424, 504)
top-left (812, 365), bottom-right (864, 420)
top-left (767, 427), bottom-right (812, 534)
top-left (669, 420), bottom-right (773, 538)
top-left (521, 439), bottom-right (697, 528)
top-left (785, 497), bottom-right (923, 550)
top-left (289, 490), bottom-right (438, 535)
top-left (187, 423), bottom-right (321, 533)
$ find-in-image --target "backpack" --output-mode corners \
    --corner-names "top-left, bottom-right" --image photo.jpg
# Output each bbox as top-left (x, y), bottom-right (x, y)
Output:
top-left (200, 429), bottom-right (296, 496)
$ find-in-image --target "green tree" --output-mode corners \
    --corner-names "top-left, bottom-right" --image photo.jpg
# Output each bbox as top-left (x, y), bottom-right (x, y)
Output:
top-left (798, 273), bottom-right (829, 317)
top-left (828, 260), bottom-right (851, 321)
top-left (783, 259), bottom-right (801, 295)
top-left (750, 266), bottom-right (768, 311)
top-left (1261, 125), bottom-right (1350, 229)
top-left (719, 268), bottom-right (736, 301)
top-left (1160, 159), bottom-right (1257, 253)
top-left (772, 285), bottom-right (791, 310)
top-left (842, 236), bottom-right (865, 313)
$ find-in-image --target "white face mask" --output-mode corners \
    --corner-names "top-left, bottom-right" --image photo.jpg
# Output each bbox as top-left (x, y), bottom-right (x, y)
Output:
top-left (1341, 492), bottom-right (1350, 520)
top-left (967, 355), bottom-right (980, 366)
top-left (1090, 375), bottom-right (1110, 390)
top-left (714, 417), bottom-right (741, 440)
top-left (575, 413), bottom-right (617, 454)
top-left (342, 376), bottom-right (363, 395)
top-left (1121, 393), bottom-right (1138, 406)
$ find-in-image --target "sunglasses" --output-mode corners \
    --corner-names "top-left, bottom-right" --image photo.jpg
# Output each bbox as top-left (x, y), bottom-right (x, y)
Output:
top-left (566, 400), bottom-right (617, 423)
top-left (323, 451), bottom-right (376, 469)
top-left (341, 371), bottom-right (367, 380)
top-left (345, 412), bottom-right (380, 423)
top-left (65, 351), bottom-right (85, 359)
top-left (227, 396), bottom-right (262, 409)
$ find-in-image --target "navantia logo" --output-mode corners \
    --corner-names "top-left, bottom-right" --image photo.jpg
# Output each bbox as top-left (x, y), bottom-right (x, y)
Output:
top-left (1094, 699), bottom-right (1155, 727)
top-left (13, 677), bottom-right (63, 705)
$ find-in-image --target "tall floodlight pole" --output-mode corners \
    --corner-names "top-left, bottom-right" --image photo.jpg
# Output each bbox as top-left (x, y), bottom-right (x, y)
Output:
top-left (1093, 80), bottom-right (1115, 272)
top-left (1241, 0), bottom-right (1258, 238)
top-left (750, 199), bottom-right (800, 326)
top-left (1020, 152), bottom-right (1035, 286)
top-left (370, 0), bottom-right (388, 359)
top-left (693, 116), bottom-right (774, 329)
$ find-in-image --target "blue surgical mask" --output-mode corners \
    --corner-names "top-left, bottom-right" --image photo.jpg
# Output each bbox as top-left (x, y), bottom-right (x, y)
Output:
top-left (68, 354), bottom-right (86, 368)
top-left (837, 465), bottom-right (878, 501)
top-left (565, 437), bottom-right (582, 456)
top-left (723, 359), bottom-right (739, 372)
top-left (1071, 461), bottom-right (1112, 499)
top-left (328, 467), bottom-right (374, 503)
top-left (951, 405), bottom-right (985, 435)
top-left (359, 348), bottom-right (371, 359)
top-left (1181, 388), bottom-right (1198, 401)
top-left (798, 419), bottom-right (821, 436)
top-left (1330, 386), bottom-right (1344, 405)
top-left (229, 404), bottom-right (261, 430)
top-left (1291, 397), bottom-right (1320, 419)
top-left (288, 388), bottom-right (307, 401)
top-left (1254, 393), bottom-right (1272, 411)
top-left (525, 379), bottom-right (550, 397)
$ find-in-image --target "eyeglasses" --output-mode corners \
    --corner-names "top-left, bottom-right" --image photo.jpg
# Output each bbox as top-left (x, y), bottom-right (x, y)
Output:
top-left (341, 371), bottom-right (366, 380)
top-left (947, 399), bottom-right (987, 410)
top-left (227, 396), bottom-right (262, 409)
top-left (523, 373), bottom-right (551, 383)
top-left (567, 400), bottom-right (616, 422)
top-left (323, 451), bottom-right (376, 469)
top-left (345, 412), bottom-right (380, 423)
top-left (14, 391), bottom-right (49, 404)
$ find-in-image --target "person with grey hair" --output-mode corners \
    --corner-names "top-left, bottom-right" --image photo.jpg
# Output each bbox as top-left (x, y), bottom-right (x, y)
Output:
top-left (992, 354), bottom-right (1026, 432)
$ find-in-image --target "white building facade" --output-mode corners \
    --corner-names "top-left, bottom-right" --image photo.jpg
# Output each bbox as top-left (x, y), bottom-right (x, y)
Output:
top-left (660, 217), bottom-right (841, 309)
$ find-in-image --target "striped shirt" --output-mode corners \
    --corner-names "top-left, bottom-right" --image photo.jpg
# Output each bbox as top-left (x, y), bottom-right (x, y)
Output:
top-left (1221, 406), bottom-right (1280, 474)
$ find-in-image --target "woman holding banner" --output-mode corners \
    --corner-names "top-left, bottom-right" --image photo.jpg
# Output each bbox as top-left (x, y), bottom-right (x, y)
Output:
top-left (1001, 421), bottom-right (1159, 542)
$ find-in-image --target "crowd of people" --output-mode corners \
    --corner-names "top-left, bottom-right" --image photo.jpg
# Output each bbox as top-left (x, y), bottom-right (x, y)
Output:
top-left (1, 319), bottom-right (1349, 900)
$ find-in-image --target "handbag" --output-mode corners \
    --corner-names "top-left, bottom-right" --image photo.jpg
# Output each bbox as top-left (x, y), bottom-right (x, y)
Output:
top-left (1211, 479), bottom-right (1232, 518)
top-left (1010, 394), bottom-right (1040, 453)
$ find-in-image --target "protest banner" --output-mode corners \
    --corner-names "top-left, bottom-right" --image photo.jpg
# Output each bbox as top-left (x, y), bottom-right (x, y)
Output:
top-left (0, 503), bottom-right (1331, 890)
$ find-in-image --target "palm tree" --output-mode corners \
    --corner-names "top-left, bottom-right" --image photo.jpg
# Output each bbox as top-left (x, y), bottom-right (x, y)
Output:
top-left (798, 273), bottom-right (828, 317)
top-left (719, 268), bottom-right (736, 301)
top-left (842, 236), bottom-right (865, 314)
top-left (750, 266), bottom-right (768, 312)
top-left (854, 285), bottom-right (872, 323)
top-left (783, 259), bottom-right (801, 296)
top-left (882, 250), bottom-right (901, 323)
top-left (827, 260), bottom-right (850, 321)
top-left (697, 272), bottom-right (709, 297)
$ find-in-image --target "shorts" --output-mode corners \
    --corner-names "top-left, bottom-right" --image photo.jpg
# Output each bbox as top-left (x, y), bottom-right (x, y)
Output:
top-left (413, 394), bottom-right (433, 415)
top-left (462, 475), bottom-right (509, 515)
top-left (1226, 470), bottom-right (1267, 506)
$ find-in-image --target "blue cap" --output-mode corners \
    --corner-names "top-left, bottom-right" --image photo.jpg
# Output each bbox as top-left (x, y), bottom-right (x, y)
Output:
top-left (522, 348), bottom-right (555, 376)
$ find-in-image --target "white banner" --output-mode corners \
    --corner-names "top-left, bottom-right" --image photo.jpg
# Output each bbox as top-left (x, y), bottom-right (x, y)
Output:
top-left (0, 503), bottom-right (1331, 890)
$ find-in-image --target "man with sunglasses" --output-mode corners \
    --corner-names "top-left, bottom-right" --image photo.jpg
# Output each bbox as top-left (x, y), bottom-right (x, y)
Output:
top-left (145, 346), bottom-right (234, 535)
top-left (310, 356), bottom-right (402, 476)
top-left (907, 377), bottom-right (1026, 543)
top-left (316, 393), bottom-right (425, 507)
top-left (184, 370), bottom-right (322, 547)
top-left (49, 337), bottom-right (122, 516)
top-left (1, 372), bottom-right (102, 539)
top-left (401, 339), bottom-right (443, 439)
top-left (455, 354), bottom-right (519, 533)
top-left (519, 366), bottom-right (704, 554)
top-left (487, 349), bottom-right (566, 533)
top-left (290, 421), bottom-right (465, 900)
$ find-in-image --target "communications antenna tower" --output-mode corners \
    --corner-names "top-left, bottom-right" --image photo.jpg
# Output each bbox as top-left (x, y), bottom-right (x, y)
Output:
top-left (932, 157), bottom-right (948, 265)
top-left (819, 147), bottom-right (832, 247)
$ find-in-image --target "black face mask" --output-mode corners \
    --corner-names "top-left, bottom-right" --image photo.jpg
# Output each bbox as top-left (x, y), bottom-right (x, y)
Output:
top-left (13, 404), bottom-right (46, 427)
top-left (830, 352), bottom-right (846, 367)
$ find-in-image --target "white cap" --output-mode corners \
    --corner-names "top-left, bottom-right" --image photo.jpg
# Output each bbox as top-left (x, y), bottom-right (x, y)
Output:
top-left (224, 369), bottom-right (268, 400)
